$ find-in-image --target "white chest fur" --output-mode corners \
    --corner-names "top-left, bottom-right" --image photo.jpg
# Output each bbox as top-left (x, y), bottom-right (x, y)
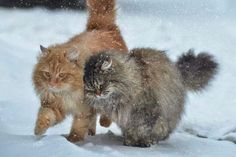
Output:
top-left (112, 105), bottom-right (131, 128)
top-left (61, 91), bottom-right (82, 114)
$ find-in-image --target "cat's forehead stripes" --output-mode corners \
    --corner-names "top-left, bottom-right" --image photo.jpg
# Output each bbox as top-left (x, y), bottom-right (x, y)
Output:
top-left (84, 52), bottom-right (110, 75)
top-left (40, 52), bottom-right (69, 74)
top-left (84, 52), bottom-right (111, 88)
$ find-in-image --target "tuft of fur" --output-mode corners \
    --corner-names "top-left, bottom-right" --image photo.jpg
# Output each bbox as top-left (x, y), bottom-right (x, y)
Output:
top-left (176, 49), bottom-right (218, 91)
top-left (32, 0), bottom-right (127, 142)
top-left (83, 48), bottom-right (218, 147)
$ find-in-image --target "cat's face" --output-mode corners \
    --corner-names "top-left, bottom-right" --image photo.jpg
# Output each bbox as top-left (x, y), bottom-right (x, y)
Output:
top-left (83, 52), bottom-right (125, 111)
top-left (33, 46), bottom-right (82, 94)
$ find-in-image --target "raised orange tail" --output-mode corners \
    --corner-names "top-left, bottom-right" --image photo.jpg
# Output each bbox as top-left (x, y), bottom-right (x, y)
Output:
top-left (86, 0), bottom-right (117, 31)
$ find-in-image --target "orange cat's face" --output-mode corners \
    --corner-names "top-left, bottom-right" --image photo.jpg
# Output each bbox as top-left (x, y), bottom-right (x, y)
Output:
top-left (33, 46), bottom-right (83, 94)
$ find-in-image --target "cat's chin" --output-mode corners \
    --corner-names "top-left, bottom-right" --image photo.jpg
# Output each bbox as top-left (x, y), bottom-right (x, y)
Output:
top-left (95, 94), bottom-right (109, 99)
top-left (48, 88), bottom-right (60, 93)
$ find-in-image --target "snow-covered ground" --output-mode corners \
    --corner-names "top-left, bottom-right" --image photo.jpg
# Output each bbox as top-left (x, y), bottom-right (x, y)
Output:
top-left (0, 0), bottom-right (236, 156)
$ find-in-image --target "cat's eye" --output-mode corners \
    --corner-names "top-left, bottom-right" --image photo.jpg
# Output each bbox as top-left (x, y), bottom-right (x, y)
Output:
top-left (100, 83), bottom-right (109, 91)
top-left (43, 71), bottom-right (51, 78)
top-left (59, 73), bottom-right (66, 78)
top-left (85, 88), bottom-right (95, 93)
top-left (103, 90), bottom-right (110, 95)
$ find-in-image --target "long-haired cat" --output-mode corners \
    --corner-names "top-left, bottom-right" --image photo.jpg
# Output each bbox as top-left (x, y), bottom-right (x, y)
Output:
top-left (33, 0), bottom-right (128, 142)
top-left (83, 48), bottom-right (218, 147)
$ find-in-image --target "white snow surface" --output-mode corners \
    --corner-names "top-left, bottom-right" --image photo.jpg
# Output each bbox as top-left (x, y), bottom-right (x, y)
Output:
top-left (0, 0), bottom-right (236, 156)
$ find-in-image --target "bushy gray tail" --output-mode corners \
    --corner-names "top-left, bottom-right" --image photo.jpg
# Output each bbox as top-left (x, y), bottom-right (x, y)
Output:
top-left (176, 49), bottom-right (218, 91)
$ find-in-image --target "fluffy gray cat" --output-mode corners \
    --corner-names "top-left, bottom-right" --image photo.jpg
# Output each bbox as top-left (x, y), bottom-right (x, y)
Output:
top-left (83, 48), bottom-right (218, 147)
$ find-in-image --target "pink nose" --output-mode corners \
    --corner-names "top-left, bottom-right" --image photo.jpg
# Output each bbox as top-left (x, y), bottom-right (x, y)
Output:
top-left (49, 80), bottom-right (58, 87)
top-left (96, 90), bottom-right (101, 96)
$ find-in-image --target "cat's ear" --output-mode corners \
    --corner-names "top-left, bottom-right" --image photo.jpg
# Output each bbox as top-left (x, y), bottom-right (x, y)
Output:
top-left (101, 58), bottom-right (112, 70)
top-left (40, 45), bottom-right (49, 53)
top-left (38, 45), bottom-right (50, 59)
top-left (67, 49), bottom-right (80, 63)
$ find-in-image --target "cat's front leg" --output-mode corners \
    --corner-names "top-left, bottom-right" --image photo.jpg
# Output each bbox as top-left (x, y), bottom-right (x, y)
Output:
top-left (34, 107), bottom-right (56, 135)
top-left (99, 114), bottom-right (112, 128)
top-left (35, 94), bottom-right (65, 135)
top-left (67, 107), bottom-right (95, 142)
top-left (67, 115), bottom-right (90, 142)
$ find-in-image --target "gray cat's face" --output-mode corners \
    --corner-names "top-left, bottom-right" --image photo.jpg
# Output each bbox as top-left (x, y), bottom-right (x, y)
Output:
top-left (83, 53), bottom-right (125, 112)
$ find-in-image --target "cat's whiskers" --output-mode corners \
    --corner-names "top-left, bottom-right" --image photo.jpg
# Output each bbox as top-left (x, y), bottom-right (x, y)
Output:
top-left (48, 86), bottom-right (62, 93)
top-left (47, 83), bottom-right (71, 93)
top-left (85, 97), bottom-right (96, 108)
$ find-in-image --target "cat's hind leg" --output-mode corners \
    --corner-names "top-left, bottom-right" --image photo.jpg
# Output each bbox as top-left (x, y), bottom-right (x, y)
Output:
top-left (123, 106), bottom-right (159, 147)
top-left (123, 129), bottom-right (157, 147)
top-left (88, 109), bottom-right (97, 136)
top-left (124, 116), bottom-right (169, 147)
top-left (153, 116), bottom-right (170, 141)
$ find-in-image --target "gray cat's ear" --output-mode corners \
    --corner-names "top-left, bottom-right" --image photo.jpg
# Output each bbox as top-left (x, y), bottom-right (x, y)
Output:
top-left (67, 49), bottom-right (80, 62)
top-left (101, 58), bottom-right (112, 70)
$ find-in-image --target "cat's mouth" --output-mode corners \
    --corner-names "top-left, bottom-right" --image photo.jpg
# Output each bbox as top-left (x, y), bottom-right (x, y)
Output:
top-left (47, 84), bottom-right (71, 93)
top-left (95, 94), bottom-right (108, 99)
top-left (95, 91), bottom-right (110, 99)
top-left (48, 86), bottom-right (62, 93)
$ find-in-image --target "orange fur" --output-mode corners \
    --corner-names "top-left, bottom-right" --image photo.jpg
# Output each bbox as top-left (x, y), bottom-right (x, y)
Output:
top-left (33, 0), bottom-right (127, 142)
top-left (86, 0), bottom-right (116, 31)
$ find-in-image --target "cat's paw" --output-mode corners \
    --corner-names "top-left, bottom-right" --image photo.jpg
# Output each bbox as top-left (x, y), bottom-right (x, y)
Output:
top-left (123, 133), bottom-right (156, 148)
top-left (99, 115), bottom-right (112, 128)
top-left (34, 116), bottom-right (50, 135)
top-left (67, 132), bottom-right (84, 143)
top-left (88, 128), bottom-right (95, 136)
top-left (123, 139), bottom-right (152, 148)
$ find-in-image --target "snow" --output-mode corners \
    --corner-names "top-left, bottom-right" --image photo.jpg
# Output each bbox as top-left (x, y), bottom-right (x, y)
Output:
top-left (1, 132), bottom-right (236, 157)
top-left (0, 0), bottom-right (236, 156)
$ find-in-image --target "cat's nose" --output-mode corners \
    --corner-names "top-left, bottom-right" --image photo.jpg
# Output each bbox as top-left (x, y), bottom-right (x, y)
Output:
top-left (49, 79), bottom-right (58, 87)
top-left (96, 90), bottom-right (101, 96)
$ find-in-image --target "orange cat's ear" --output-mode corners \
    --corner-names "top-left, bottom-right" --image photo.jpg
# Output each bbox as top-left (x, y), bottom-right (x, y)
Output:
top-left (40, 45), bottom-right (49, 53)
top-left (101, 58), bottom-right (112, 70)
top-left (67, 49), bottom-right (80, 63)
top-left (37, 45), bottom-right (50, 60)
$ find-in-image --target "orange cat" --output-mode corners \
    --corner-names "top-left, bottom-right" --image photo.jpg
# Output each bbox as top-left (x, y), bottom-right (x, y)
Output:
top-left (33, 0), bottom-right (128, 142)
